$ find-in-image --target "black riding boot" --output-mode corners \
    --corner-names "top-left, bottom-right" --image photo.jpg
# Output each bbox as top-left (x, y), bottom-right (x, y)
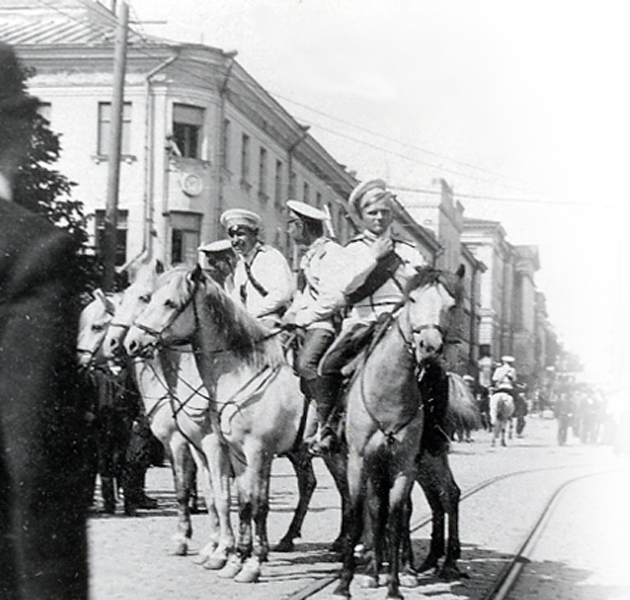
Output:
top-left (418, 359), bottom-right (450, 455)
top-left (309, 375), bottom-right (342, 456)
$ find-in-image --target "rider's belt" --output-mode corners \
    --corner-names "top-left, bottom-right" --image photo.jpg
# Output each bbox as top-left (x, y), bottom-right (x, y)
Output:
top-left (344, 250), bottom-right (403, 305)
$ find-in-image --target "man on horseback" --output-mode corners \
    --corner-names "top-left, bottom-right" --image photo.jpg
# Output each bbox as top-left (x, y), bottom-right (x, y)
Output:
top-left (314, 179), bottom-right (451, 454)
top-left (199, 238), bottom-right (237, 291)
top-left (492, 355), bottom-right (517, 400)
top-left (220, 208), bottom-right (295, 330)
top-left (282, 200), bottom-right (347, 454)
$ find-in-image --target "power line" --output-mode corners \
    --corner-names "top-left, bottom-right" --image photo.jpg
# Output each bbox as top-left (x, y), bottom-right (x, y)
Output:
top-left (270, 91), bottom-right (547, 197)
top-left (32, 0), bottom-right (610, 210)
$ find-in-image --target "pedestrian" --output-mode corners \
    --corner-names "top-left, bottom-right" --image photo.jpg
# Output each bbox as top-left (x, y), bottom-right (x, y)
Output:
top-left (282, 200), bottom-right (347, 454)
top-left (220, 208), bottom-right (295, 330)
top-left (0, 42), bottom-right (89, 599)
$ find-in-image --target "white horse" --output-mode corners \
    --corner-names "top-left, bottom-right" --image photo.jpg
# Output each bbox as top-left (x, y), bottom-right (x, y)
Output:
top-left (101, 258), bottom-right (235, 567)
top-left (490, 390), bottom-right (515, 447)
top-left (123, 265), bottom-right (349, 584)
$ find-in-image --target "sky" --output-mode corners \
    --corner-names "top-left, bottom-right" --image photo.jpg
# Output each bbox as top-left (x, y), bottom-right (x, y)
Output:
top-left (126, 0), bottom-right (629, 386)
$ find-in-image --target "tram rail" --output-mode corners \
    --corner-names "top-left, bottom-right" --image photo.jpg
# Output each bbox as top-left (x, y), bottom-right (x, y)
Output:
top-left (280, 462), bottom-right (618, 600)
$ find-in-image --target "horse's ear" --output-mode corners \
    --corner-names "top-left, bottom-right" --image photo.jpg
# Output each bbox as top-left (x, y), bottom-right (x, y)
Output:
top-left (93, 288), bottom-right (116, 315)
top-left (456, 264), bottom-right (465, 280)
top-left (188, 263), bottom-right (204, 284)
top-left (155, 259), bottom-right (165, 275)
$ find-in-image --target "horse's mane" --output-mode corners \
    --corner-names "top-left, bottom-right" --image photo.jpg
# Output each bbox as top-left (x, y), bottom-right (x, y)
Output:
top-left (404, 267), bottom-right (463, 304)
top-left (162, 266), bottom-right (284, 369)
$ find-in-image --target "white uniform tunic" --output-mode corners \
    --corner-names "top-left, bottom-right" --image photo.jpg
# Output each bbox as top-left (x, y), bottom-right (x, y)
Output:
top-left (289, 237), bottom-right (347, 332)
top-left (492, 364), bottom-right (517, 391)
top-left (340, 230), bottom-right (427, 327)
top-left (230, 243), bottom-right (295, 320)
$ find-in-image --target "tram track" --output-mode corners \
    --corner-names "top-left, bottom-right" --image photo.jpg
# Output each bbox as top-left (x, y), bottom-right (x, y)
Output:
top-left (481, 468), bottom-right (621, 600)
top-left (280, 461), bottom-right (618, 600)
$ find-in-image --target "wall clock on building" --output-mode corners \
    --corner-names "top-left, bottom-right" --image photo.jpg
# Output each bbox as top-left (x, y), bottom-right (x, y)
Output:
top-left (180, 173), bottom-right (203, 196)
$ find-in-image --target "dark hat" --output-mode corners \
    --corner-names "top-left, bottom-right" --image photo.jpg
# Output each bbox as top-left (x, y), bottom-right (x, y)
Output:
top-left (0, 42), bottom-right (40, 116)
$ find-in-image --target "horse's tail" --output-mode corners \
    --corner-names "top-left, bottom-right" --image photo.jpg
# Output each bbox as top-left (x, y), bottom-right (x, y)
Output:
top-left (447, 373), bottom-right (483, 432)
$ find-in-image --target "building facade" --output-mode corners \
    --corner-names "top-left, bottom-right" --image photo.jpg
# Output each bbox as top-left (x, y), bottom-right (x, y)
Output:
top-left (1, 0), bottom-right (357, 271)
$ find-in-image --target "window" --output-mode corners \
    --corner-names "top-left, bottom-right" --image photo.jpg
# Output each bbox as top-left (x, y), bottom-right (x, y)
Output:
top-left (221, 118), bottom-right (231, 170)
top-left (241, 133), bottom-right (250, 184)
top-left (274, 160), bottom-right (283, 208)
top-left (172, 104), bottom-right (204, 159)
top-left (95, 209), bottom-right (128, 266)
top-left (303, 181), bottom-right (310, 203)
top-left (258, 147), bottom-right (268, 200)
top-left (170, 212), bottom-right (201, 265)
top-left (315, 191), bottom-right (322, 208)
top-left (98, 102), bottom-right (132, 156)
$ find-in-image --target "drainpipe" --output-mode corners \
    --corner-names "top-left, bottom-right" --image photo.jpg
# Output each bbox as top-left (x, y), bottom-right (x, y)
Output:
top-left (144, 50), bottom-right (180, 261)
top-left (214, 51), bottom-right (237, 237)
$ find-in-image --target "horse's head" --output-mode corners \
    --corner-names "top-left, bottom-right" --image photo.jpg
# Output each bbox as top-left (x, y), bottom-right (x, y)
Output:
top-left (103, 258), bottom-right (164, 360)
top-left (403, 266), bottom-right (464, 363)
top-left (124, 265), bottom-right (200, 358)
top-left (77, 288), bottom-right (118, 369)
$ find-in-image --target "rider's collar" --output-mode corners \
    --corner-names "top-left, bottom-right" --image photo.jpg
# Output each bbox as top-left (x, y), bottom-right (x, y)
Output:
top-left (242, 242), bottom-right (264, 265)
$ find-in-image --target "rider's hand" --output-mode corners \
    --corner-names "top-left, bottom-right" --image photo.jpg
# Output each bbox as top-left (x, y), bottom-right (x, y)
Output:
top-left (371, 237), bottom-right (394, 260)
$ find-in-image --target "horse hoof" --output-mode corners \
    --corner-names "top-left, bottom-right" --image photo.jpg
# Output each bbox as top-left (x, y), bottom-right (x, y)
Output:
top-left (360, 575), bottom-right (379, 589)
top-left (234, 558), bottom-right (261, 583)
top-left (399, 573), bottom-right (419, 588)
top-left (217, 555), bottom-right (243, 579)
top-left (172, 542), bottom-right (188, 556)
top-left (273, 538), bottom-right (294, 553)
top-left (332, 582), bottom-right (351, 598)
top-left (203, 555), bottom-right (228, 570)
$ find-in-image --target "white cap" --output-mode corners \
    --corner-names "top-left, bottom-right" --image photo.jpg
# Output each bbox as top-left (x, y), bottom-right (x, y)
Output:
top-left (220, 208), bottom-right (262, 231)
top-left (199, 239), bottom-right (234, 254)
top-left (287, 200), bottom-right (328, 222)
top-left (502, 355), bottom-right (515, 363)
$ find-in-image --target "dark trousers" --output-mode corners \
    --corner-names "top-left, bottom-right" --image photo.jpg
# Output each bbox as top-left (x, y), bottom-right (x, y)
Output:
top-left (318, 321), bottom-right (376, 377)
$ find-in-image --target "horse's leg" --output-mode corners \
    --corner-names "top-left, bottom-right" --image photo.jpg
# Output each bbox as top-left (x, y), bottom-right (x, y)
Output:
top-left (323, 449), bottom-right (350, 552)
top-left (387, 472), bottom-right (413, 600)
top-left (435, 454), bottom-right (464, 580)
top-left (416, 453), bottom-right (445, 573)
top-left (334, 453), bottom-right (365, 598)
top-left (219, 470), bottom-right (251, 579)
top-left (199, 433), bottom-right (234, 570)
top-left (399, 490), bottom-right (418, 585)
top-left (169, 436), bottom-right (195, 555)
top-left (362, 472), bottom-right (386, 589)
top-left (236, 455), bottom-right (273, 583)
top-left (275, 450), bottom-right (317, 552)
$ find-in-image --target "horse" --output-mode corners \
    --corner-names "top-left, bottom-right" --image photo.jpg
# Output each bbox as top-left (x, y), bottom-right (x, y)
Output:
top-left (123, 265), bottom-right (349, 583)
top-left (489, 390), bottom-right (515, 447)
top-left (100, 258), bottom-right (235, 565)
top-left (334, 267), bottom-right (462, 599)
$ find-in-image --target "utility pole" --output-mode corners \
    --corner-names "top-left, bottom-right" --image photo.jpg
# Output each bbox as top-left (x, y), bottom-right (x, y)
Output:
top-left (102, 1), bottom-right (129, 291)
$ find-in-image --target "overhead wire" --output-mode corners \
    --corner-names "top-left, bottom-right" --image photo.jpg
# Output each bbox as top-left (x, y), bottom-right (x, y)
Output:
top-left (30, 0), bottom-right (609, 209)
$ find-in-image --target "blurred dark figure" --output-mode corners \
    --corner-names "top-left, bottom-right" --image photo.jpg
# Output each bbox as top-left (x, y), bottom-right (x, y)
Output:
top-left (89, 366), bottom-right (159, 516)
top-left (513, 384), bottom-right (528, 437)
top-left (0, 43), bottom-right (89, 599)
top-left (554, 391), bottom-right (575, 446)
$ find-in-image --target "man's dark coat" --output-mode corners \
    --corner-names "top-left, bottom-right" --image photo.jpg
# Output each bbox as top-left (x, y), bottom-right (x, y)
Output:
top-left (0, 199), bottom-right (89, 600)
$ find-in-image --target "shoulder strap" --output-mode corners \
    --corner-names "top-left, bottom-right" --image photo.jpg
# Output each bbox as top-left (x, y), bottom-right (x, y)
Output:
top-left (345, 250), bottom-right (403, 305)
top-left (243, 248), bottom-right (268, 297)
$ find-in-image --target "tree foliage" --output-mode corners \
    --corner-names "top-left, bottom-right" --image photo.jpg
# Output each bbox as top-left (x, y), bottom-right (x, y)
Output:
top-left (13, 112), bottom-right (102, 293)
